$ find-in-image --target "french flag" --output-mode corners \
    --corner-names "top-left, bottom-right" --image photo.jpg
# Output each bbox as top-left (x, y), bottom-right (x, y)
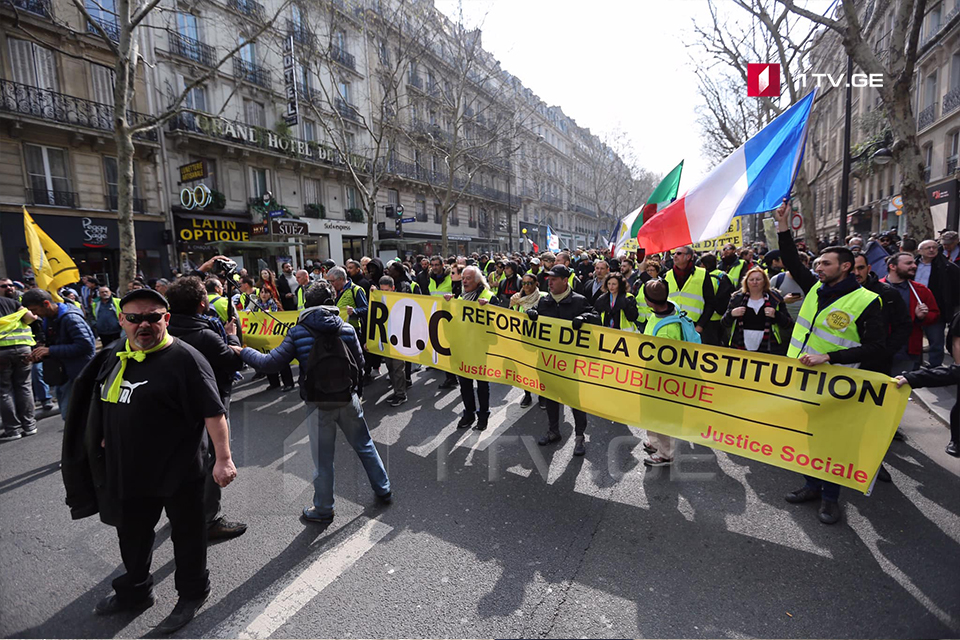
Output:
top-left (637, 90), bottom-right (816, 254)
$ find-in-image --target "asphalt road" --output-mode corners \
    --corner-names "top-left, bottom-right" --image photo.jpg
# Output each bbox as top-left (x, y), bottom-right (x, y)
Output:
top-left (1, 366), bottom-right (958, 639)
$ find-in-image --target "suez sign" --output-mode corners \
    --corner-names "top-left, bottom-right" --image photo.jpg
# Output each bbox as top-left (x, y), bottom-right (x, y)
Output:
top-left (747, 63), bottom-right (882, 97)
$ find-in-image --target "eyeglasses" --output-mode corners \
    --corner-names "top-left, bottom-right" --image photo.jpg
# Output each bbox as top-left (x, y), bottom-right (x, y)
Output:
top-left (522, 280), bottom-right (537, 287)
top-left (0, 284), bottom-right (11, 289)
top-left (672, 251), bottom-right (688, 257)
top-left (123, 312), bottom-right (165, 324)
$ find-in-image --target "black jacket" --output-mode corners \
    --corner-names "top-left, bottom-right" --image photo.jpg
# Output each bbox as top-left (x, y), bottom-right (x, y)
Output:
top-left (921, 253), bottom-right (960, 321)
top-left (275, 273), bottom-right (300, 311)
top-left (167, 313), bottom-right (243, 400)
top-left (582, 277), bottom-right (608, 307)
top-left (534, 289), bottom-right (599, 324)
top-left (415, 268), bottom-right (461, 297)
top-left (61, 348), bottom-right (120, 526)
top-left (497, 274), bottom-right (521, 306)
top-left (779, 230), bottom-right (885, 366)
top-left (595, 291), bottom-right (639, 330)
top-left (861, 272), bottom-right (912, 373)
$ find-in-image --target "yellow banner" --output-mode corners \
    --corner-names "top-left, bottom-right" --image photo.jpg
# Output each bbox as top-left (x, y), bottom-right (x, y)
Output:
top-left (365, 291), bottom-right (909, 493)
top-left (238, 308), bottom-right (348, 355)
top-left (692, 216), bottom-right (743, 252)
top-left (24, 207), bottom-right (79, 302)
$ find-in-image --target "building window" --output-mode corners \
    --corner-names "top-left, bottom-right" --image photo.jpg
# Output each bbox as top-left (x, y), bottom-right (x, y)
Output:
top-left (450, 206), bottom-right (459, 226)
top-left (8, 39), bottom-right (58, 91)
top-left (468, 205), bottom-right (476, 227)
top-left (249, 167), bottom-right (270, 200)
top-left (338, 79), bottom-right (351, 103)
top-left (177, 11), bottom-right (200, 40)
top-left (301, 120), bottom-right (317, 141)
top-left (345, 185), bottom-right (357, 210)
top-left (927, 3), bottom-right (942, 37)
top-left (90, 63), bottom-right (115, 106)
top-left (433, 201), bottom-right (441, 224)
top-left (388, 188), bottom-right (400, 207)
top-left (243, 98), bottom-right (266, 127)
top-left (24, 144), bottom-right (72, 206)
top-left (924, 70), bottom-right (939, 110)
top-left (103, 156), bottom-right (141, 210)
top-left (416, 196), bottom-right (427, 222)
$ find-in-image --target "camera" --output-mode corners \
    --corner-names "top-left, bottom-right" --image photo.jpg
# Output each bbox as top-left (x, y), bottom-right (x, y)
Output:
top-left (212, 257), bottom-right (238, 277)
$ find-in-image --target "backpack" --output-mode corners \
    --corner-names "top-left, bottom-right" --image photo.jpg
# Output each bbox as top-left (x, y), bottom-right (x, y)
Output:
top-left (652, 311), bottom-right (702, 344)
top-left (299, 327), bottom-right (360, 408)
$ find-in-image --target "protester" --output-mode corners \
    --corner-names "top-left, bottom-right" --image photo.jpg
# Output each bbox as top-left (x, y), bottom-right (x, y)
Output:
top-left (775, 201), bottom-right (885, 526)
top-left (233, 276), bottom-right (258, 310)
top-left (294, 270), bottom-right (311, 310)
top-left (510, 273), bottom-right (546, 409)
top-left (326, 266), bottom-right (367, 335)
top-left (720, 242), bottom-right (749, 285)
top-left (853, 254), bottom-right (911, 375)
top-left (378, 276), bottom-right (408, 407)
top-left (526, 264), bottom-right (598, 456)
top-left (0, 278), bottom-right (38, 442)
top-left (233, 282), bottom-right (391, 525)
top-left (595, 272), bottom-right (639, 332)
top-left (93, 286), bottom-right (123, 347)
top-left (881, 252), bottom-right (940, 374)
top-left (21, 288), bottom-right (96, 418)
top-left (204, 278), bottom-right (232, 324)
top-left (166, 277), bottom-right (247, 541)
top-left (346, 259), bottom-right (372, 296)
top-left (444, 266), bottom-right (498, 430)
top-left (276, 262), bottom-right (300, 311)
top-left (583, 260), bottom-right (610, 307)
top-left (496, 261), bottom-right (522, 304)
top-left (914, 239), bottom-right (958, 367)
top-left (771, 251), bottom-right (812, 319)
top-left (62, 287), bottom-right (235, 634)
top-left (940, 230), bottom-right (960, 263)
top-left (721, 267), bottom-right (792, 354)
top-left (663, 245), bottom-right (718, 344)
top-left (257, 269), bottom-right (281, 305)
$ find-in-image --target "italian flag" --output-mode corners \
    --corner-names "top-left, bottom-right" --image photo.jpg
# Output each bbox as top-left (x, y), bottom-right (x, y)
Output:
top-left (629, 160), bottom-right (684, 238)
top-left (636, 90), bottom-right (816, 255)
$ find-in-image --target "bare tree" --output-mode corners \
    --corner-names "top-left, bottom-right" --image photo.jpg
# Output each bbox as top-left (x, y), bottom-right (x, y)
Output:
top-left (780, 0), bottom-right (934, 239)
top-left (50, 0), bottom-right (289, 288)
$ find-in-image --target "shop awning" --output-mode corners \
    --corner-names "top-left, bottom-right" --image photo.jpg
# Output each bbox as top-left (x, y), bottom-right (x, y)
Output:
top-left (209, 240), bottom-right (304, 250)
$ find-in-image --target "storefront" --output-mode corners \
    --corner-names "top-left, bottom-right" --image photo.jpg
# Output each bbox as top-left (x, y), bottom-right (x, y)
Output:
top-left (0, 210), bottom-right (169, 288)
top-left (304, 218), bottom-right (369, 264)
top-left (927, 179), bottom-right (958, 233)
top-left (174, 210), bottom-right (260, 273)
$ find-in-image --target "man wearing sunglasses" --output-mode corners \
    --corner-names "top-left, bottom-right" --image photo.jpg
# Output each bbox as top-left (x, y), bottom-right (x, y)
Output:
top-left (20, 288), bottom-right (96, 419)
top-left (63, 287), bottom-right (236, 634)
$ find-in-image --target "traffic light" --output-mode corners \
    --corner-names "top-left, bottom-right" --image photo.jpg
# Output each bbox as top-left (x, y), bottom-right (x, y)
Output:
top-left (395, 216), bottom-right (403, 238)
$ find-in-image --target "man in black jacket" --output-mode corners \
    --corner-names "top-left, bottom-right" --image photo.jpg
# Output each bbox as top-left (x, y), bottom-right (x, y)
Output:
top-left (165, 277), bottom-right (247, 541)
top-left (526, 265), bottom-right (599, 456)
top-left (853, 255), bottom-right (912, 374)
top-left (496, 261), bottom-right (522, 306)
top-left (916, 240), bottom-right (959, 367)
top-left (582, 260), bottom-right (610, 307)
top-left (275, 262), bottom-right (300, 311)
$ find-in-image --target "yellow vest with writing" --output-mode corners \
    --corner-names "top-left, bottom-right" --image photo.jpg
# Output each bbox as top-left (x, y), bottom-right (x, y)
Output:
top-left (786, 282), bottom-right (878, 368)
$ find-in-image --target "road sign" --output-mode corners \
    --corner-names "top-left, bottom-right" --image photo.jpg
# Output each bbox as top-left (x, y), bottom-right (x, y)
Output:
top-left (400, 217), bottom-right (416, 223)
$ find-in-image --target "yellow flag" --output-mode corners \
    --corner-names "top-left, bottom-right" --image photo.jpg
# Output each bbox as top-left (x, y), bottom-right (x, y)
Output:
top-left (23, 206), bottom-right (78, 302)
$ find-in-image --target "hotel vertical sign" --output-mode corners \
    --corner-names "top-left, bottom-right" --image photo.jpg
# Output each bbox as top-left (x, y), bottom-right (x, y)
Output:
top-left (283, 35), bottom-right (299, 126)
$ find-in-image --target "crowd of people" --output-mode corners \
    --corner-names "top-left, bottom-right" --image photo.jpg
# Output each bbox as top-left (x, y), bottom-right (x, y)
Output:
top-left (1, 201), bottom-right (958, 632)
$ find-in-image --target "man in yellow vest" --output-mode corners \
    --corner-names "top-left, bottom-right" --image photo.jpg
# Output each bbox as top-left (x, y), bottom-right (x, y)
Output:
top-left (205, 278), bottom-right (231, 324)
top-left (92, 286), bottom-right (123, 347)
top-left (326, 266), bottom-right (367, 332)
top-left (775, 200), bottom-right (885, 526)
top-left (0, 278), bottom-right (38, 441)
top-left (663, 245), bottom-right (719, 344)
top-left (720, 243), bottom-right (750, 286)
top-left (295, 270), bottom-right (311, 310)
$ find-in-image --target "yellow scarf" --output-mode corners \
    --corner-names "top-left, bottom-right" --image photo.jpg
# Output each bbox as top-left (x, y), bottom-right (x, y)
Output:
top-left (103, 333), bottom-right (173, 403)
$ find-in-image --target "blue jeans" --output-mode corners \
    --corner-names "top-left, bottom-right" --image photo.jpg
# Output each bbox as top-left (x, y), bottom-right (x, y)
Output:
top-left (55, 379), bottom-right (75, 419)
top-left (308, 393), bottom-right (390, 516)
top-left (924, 320), bottom-right (947, 368)
top-left (32, 361), bottom-right (50, 403)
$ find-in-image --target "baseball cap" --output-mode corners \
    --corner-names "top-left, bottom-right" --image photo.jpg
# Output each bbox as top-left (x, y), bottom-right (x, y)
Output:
top-left (120, 288), bottom-right (169, 310)
top-left (529, 257), bottom-right (541, 265)
top-left (545, 265), bottom-right (571, 279)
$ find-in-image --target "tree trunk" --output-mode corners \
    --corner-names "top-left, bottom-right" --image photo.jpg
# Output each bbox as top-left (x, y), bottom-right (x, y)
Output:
top-left (114, 3), bottom-right (138, 292)
top-left (888, 99), bottom-right (934, 239)
top-left (441, 197), bottom-right (449, 256)
top-left (793, 164), bottom-right (818, 242)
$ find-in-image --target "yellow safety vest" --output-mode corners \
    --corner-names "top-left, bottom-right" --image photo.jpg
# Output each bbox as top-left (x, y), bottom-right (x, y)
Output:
top-left (336, 284), bottom-right (362, 329)
top-left (296, 287), bottom-right (305, 310)
top-left (664, 267), bottom-right (709, 324)
top-left (786, 282), bottom-right (878, 368)
top-left (708, 269), bottom-right (729, 322)
top-left (643, 308), bottom-right (683, 341)
top-left (92, 297), bottom-right (121, 319)
top-left (207, 294), bottom-right (229, 323)
top-left (239, 288), bottom-right (259, 309)
top-left (489, 271), bottom-right (506, 286)
top-left (427, 274), bottom-right (454, 296)
top-left (726, 260), bottom-right (746, 286)
top-left (600, 292), bottom-right (639, 332)
top-left (0, 308), bottom-right (35, 348)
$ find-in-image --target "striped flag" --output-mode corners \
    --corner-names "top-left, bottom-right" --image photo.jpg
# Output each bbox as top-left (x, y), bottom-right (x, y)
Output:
top-left (637, 90), bottom-right (816, 254)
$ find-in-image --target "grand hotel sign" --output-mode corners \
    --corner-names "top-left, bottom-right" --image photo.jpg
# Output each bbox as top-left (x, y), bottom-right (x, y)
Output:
top-left (188, 114), bottom-right (368, 172)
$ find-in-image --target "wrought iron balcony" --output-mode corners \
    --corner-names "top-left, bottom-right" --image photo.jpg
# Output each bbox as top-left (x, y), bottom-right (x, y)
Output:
top-left (228, 0), bottom-right (264, 21)
top-left (26, 188), bottom-right (77, 208)
top-left (541, 193), bottom-right (563, 208)
top-left (87, 15), bottom-right (120, 42)
top-left (11, 0), bottom-right (50, 18)
top-left (0, 79), bottom-right (158, 141)
top-left (944, 86), bottom-right (960, 117)
top-left (330, 45), bottom-right (355, 71)
top-left (287, 21), bottom-right (315, 48)
top-left (233, 57), bottom-right (271, 88)
top-left (571, 204), bottom-right (596, 216)
top-left (168, 31), bottom-right (216, 67)
top-left (335, 97), bottom-right (360, 121)
top-left (106, 194), bottom-right (145, 212)
top-left (918, 103), bottom-right (937, 130)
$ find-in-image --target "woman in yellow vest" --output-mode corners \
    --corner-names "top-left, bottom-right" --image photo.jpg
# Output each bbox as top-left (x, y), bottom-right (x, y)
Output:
top-left (510, 273), bottom-right (546, 409)
top-left (721, 267), bottom-right (792, 355)
top-left (594, 273), bottom-right (640, 332)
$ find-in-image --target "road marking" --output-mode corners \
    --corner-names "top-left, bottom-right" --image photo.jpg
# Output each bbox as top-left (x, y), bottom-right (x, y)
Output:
top-left (214, 518), bottom-right (393, 639)
top-left (280, 401), bottom-right (306, 414)
top-left (254, 397), bottom-right (285, 412)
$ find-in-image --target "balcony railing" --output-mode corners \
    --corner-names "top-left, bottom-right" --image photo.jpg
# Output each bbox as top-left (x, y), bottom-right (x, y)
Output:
top-left (335, 97), bottom-right (360, 121)
top-left (228, 0), bottom-right (264, 20)
top-left (287, 21), bottom-right (315, 48)
top-left (918, 103), bottom-right (937, 129)
top-left (168, 31), bottom-right (216, 67)
top-left (233, 57), bottom-right (271, 88)
top-left (87, 15), bottom-right (120, 42)
top-left (571, 204), bottom-right (596, 216)
top-left (944, 86), bottom-right (960, 117)
top-left (330, 45), bottom-right (355, 70)
top-left (542, 193), bottom-right (563, 208)
top-left (11, 0), bottom-right (50, 17)
top-left (106, 194), bottom-right (145, 212)
top-left (0, 79), bottom-right (158, 141)
top-left (26, 188), bottom-right (77, 208)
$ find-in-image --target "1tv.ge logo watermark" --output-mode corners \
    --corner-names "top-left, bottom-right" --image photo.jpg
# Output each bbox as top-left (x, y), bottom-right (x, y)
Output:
top-left (747, 63), bottom-right (883, 97)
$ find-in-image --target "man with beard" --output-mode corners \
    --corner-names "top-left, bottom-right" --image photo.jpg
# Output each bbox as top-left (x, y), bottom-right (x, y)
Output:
top-left (881, 252), bottom-right (939, 375)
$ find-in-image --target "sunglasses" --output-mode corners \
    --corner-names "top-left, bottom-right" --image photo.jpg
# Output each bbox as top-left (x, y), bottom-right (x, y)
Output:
top-left (123, 312), bottom-right (165, 324)
top-left (522, 280), bottom-right (537, 286)
top-left (0, 284), bottom-right (12, 289)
